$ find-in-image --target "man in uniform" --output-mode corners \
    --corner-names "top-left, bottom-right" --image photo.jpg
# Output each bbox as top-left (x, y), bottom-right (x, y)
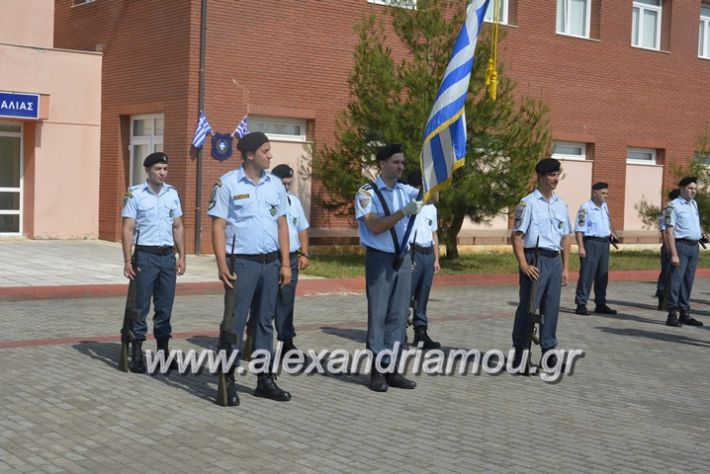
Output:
top-left (270, 164), bottom-right (310, 356)
top-left (664, 177), bottom-right (705, 327)
top-left (355, 143), bottom-right (422, 392)
top-left (121, 152), bottom-right (186, 373)
top-left (511, 158), bottom-right (571, 368)
top-left (209, 132), bottom-right (293, 404)
top-left (573, 182), bottom-right (617, 316)
top-left (406, 170), bottom-right (441, 350)
top-left (655, 189), bottom-right (680, 310)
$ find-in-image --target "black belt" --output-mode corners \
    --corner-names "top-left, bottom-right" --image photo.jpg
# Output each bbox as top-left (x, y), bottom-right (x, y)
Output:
top-left (365, 246), bottom-right (395, 255)
top-left (411, 244), bottom-right (434, 255)
top-left (524, 248), bottom-right (559, 258)
top-left (676, 238), bottom-right (698, 245)
top-left (135, 245), bottom-right (174, 255)
top-left (583, 236), bottom-right (610, 242)
top-left (229, 251), bottom-right (279, 263)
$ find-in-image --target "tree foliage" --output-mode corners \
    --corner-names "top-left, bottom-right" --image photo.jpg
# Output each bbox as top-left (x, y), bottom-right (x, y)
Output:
top-left (314, 0), bottom-right (551, 258)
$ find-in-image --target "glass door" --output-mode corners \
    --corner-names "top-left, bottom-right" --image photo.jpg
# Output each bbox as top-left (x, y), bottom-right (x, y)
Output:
top-left (0, 123), bottom-right (22, 235)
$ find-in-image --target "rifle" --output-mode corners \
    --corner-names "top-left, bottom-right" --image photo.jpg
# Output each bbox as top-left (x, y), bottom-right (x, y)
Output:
top-left (524, 237), bottom-right (542, 375)
top-left (216, 236), bottom-right (238, 407)
top-left (119, 230), bottom-right (140, 372)
top-left (604, 206), bottom-right (620, 249)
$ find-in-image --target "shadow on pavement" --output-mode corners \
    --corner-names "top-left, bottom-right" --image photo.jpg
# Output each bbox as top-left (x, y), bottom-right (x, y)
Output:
top-left (597, 327), bottom-right (710, 348)
top-left (320, 326), bottom-right (367, 344)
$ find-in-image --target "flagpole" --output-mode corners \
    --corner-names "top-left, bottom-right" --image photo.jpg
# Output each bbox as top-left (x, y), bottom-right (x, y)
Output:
top-left (194, 0), bottom-right (207, 255)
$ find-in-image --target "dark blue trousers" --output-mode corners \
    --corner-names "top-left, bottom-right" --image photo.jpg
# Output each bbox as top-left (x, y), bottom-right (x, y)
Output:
top-left (668, 241), bottom-right (699, 312)
top-left (574, 238), bottom-right (609, 306)
top-left (133, 251), bottom-right (176, 341)
top-left (274, 253), bottom-right (299, 341)
top-left (410, 250), bottom-right (435, 328)
top-left (512, 252), bottom-right (561, 350)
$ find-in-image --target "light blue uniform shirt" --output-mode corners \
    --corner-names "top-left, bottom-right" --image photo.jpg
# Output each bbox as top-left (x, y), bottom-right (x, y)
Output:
top-left (410, 204), bottom-right (438, 247)
top-left (574, 200), bottom-right (611, 237)
top-left (665, 197), bottom-right (702, 240)
top-left (513, 189), bottom-right (571, 251)
top-left (121, 182), bottom-right (182, 246)
top-left (658, 215), bottom-right (666, 233)
top-left (286, 192), bottom-right (309, 253)
top-left (354, 176), bottom-right (419, 253)
top-left (208, 167), bottom-right (288, 254)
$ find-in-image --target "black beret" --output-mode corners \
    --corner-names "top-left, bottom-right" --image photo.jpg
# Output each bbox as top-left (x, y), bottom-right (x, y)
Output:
top-left (535, 158), bottom-right (561, 174)
top-left (376, 143), bottom-right (403, 161)
top-left (407, 169), bottom-right (422, 187)
top-left (237, 132), bottom-right (269, 153)
top-left (592, 182), bottom-right (608, 190)
top-left (668, 189), bottom-right (680, 200)
top-left (271, 164), bottom-right (293, 179)
top-left (143, 152), bottom-right (168, 168)
top-left (678, 176), bottom-right (697, 187)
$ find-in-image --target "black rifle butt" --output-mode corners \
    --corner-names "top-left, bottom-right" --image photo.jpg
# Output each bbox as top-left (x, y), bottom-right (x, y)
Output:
top-left (216, 372), bottom-right (229, 407)
top-left (118, 340), bottom-right (129, 372)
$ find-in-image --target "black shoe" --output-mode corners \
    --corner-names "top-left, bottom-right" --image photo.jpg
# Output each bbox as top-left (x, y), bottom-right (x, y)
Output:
top-left (280, 338), bottom-right (301, 357)
top-left (129, 340), bottom-right (146, 373)
top-left (657, 296), bottom-right (666, 311)
top-left (679, 311), bottom-right (703, 327)
top-left (594, 304), bottom-right (617, 315)
top-left (226, 372), bottom-right (240, 406)
top-left (384, 372), bottom-right (416, 389)
top-left (666, 311), bottom-right (682, 327)
top-left (255, 374), bottom-right (291, 402)
top-left (510, 346), bottom-right (530, 376)
top-left (156, 337), bottom-right (178, 371)
top-left (369, 369), bottom-right (388, 392)
top-left (413, 326), bottom-right (441, 350)
top-left (575, 304), bottom-right (590, 315)
top-left (541, 348), bottom-right (565, 372)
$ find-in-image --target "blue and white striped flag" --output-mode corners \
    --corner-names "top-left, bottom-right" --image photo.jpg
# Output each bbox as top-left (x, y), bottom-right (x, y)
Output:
top-left (233, 114), bottom-right (249, 138)
top-left (420, 0), bottom-right (490, 201)
top-left (191, 110), bottom-right (213, 148)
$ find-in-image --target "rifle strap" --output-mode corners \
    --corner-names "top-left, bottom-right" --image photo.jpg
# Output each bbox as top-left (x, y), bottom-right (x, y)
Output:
top-left (370, 181), bottom-right (401, 257)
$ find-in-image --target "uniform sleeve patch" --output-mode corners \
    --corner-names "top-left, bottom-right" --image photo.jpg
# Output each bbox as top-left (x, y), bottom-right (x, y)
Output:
top-left (577, 208), bottom-right (587, 227)
top-left (357, 191), bottom-right (371, 209)
top-left (513, 202), bottom-right (526, 227)
top-left (122, 191), bottom-right (133, 208)
top-left (664, 205), bottom-right (673, 222)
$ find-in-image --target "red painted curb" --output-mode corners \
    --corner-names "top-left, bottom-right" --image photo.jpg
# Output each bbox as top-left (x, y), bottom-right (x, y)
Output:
top-left (2, 269), bottom-right (709, 301)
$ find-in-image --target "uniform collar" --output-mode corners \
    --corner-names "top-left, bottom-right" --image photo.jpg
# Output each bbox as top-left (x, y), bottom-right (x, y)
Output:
top-left (533, 188), bottom-right (558, 202)
top-left (236, 166), bottom-right (271, 185)
top-left (375, 175), bottom-right (402, 191)
top-left (141, 180), bottom-right (167, 196)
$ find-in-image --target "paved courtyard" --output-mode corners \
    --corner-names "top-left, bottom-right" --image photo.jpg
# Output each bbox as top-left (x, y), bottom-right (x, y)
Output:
top-left (1, 278), bottom-right (710, 473)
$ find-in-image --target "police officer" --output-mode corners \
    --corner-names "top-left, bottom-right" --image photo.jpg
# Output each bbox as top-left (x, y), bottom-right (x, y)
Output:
top-left (573, 182), bottom-right (617, 316)
top-left (664, 177), bottom-right (705, 327)
top-left (209, 132), bottom-right (293, 403)
top-left (355, 144), bottom-right (421, 392)
top-left (121, 152), bottom-right (186, 373)
top-left (655, 189), bottom-right (680, 310)
top-left (406, 170), bottom-right (441, 350)
top-left (511, 158), bottom-right (571, 368)
top-left (270, 164), bottom-right (310, 356)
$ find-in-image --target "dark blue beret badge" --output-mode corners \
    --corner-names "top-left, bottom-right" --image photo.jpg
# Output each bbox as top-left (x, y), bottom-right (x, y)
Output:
top-left (211, 133), bottom-right (233, 161)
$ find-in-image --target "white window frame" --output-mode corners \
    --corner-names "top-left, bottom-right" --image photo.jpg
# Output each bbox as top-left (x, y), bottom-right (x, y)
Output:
top-left (250, 116), bottom-right (307, 143)
top-left (0, 122), bottom-right (23, 236)
top-left (626, 147), bottom-right (657, 165)
top-left (632, 0), bottom-right (662, 51)
top-left (367, 0), bottom-right (416, 9)
top-left (699, 5), bottom-right (710, 59)
top-left (556, 0), bottom-right (591, 39)
top-left (551, 141), bottom-right (586, 161)
top-left (484, 0), bottom-right (509, 25)
top-left (129, 114), bottom-right (164, 186)
top-left (72, 0), bottom-right (95, 6)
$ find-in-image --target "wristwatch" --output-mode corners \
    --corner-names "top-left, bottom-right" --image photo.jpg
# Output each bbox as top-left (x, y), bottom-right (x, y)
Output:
top-left (300, 252), bottom-right (310, 258)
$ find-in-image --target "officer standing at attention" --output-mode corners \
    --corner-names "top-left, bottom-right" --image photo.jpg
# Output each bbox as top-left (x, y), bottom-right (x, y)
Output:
top-left (511, 158), bottom-right (571, 367)
top-left (270, 164), bottom-right (310, 356)
top-left (121, 152), bottom-right (186, 373)
top-left (355, 143), bottom-right (422, 392)
top-left (664, 177), bottom-right (705, 327)
top-left (406, 170), bottom-right (441, 350)
top-left (655, 189), bottom-right (680, 310)
top-left (573, 182), bottom-right (617, 316)
top-left (209, 132), bottom-right (293, 402)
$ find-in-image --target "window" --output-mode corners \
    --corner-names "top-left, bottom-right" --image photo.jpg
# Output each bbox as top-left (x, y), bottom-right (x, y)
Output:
top-left (250, 117), bottom-right (307, 142)
top-left (700, 5), bottom-right (710, 59)
top-left (484, 0), bottom-right (508, 25)
top-left (367, 0), bottom-right (416, 8)
top-left (632, 0), bottom-right (662, 50)
top-left (129, 114), bottom-right (163, 185)
top-left (72, 0), bottom-right (95, 5)
top-left (556, 0), bottom-right (591, 38)
top-left (0, 122), bottom-right (22, 235)
top-left (551, 141), bottom-right (586, 161)
top-left (627, 147), bottom-right (656, 164)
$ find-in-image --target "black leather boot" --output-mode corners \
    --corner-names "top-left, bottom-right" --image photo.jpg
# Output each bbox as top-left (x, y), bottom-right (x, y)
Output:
top-left (226, 370), bottom-right (239, 406)
top-left (575, 304), bottom-right (590, 315)
top-left (510, 346), bottom-right (529, 376)
top-left (594, 304), bottom-right (617, 315)
top-left (679, 310), bottom-right (703, 326)
top-left (413, 326), bottom-right (441, 350)
top-left (255, 374), bottom-right (292, 402)
top-left (384, 372), bottom-right (416, 389)
top-left (666, 310), bottom-right (682, 327)
top-left (369, 366), bottom-right (388, 392)
top-left (156, 337), bottom-right (178, 371)
top-left (129, 340), bottom-right (146, 373)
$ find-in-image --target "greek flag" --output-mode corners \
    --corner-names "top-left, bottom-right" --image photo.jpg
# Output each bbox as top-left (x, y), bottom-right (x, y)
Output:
top-left (191, 110), bottom-right (213, 148)
top-left (233, 114), bottom-right (249, 138)
top-left (420, 0), bottom-right (490, 201)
